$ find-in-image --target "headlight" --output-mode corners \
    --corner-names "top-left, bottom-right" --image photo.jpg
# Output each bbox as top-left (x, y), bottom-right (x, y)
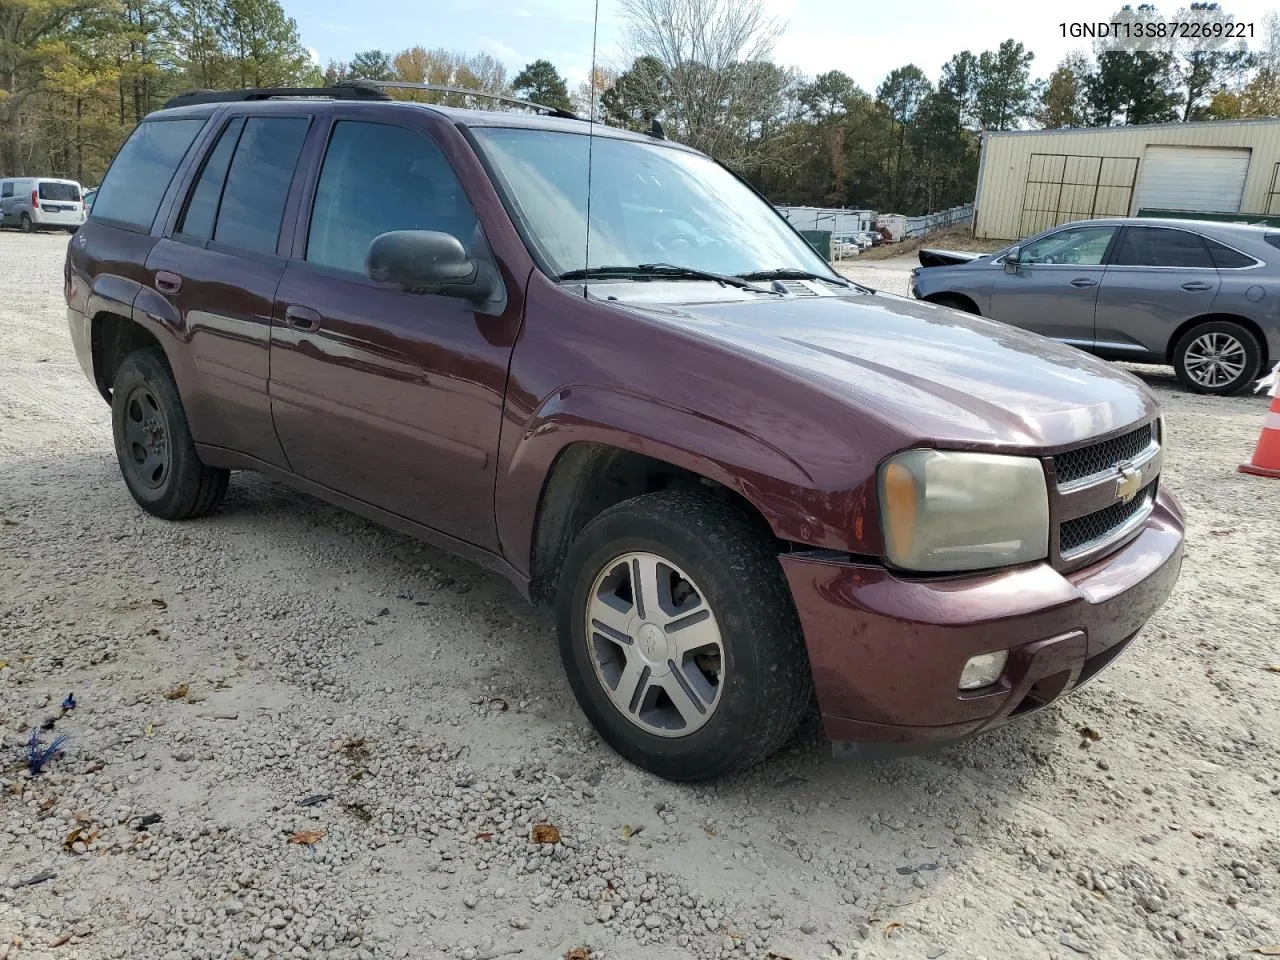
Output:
top-left (878, 450), bottom-right (1049, 572)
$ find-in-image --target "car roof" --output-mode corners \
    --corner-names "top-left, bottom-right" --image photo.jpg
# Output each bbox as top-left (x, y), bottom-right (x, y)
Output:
top-left (152, 98), bottom-right (702, 154)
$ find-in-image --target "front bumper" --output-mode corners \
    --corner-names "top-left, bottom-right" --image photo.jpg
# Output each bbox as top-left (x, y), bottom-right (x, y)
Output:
top-left (779, 488), bottom-right (1184, 755)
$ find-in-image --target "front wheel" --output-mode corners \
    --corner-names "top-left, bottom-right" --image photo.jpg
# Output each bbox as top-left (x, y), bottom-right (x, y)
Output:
top-left (111, 349), bottom-right (229, 519)
top-left (557, 491), bottom-right (813, 781)
top-left (1172, 320), bottom-right (1261, 395)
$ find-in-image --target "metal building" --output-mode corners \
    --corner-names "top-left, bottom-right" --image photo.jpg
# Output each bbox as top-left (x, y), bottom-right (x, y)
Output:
top-left (774, 206), bottom-right (875, 236)
top-left (973, 118), bottom-right (1280, 241)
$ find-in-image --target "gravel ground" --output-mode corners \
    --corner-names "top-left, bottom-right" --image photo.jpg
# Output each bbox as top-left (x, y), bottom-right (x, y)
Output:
top-left (2, 232), bottom-right (1278, 960)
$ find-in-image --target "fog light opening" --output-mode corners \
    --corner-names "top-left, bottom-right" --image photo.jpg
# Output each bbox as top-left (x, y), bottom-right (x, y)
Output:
top-left (959, 650), bottom-right (1009, 691)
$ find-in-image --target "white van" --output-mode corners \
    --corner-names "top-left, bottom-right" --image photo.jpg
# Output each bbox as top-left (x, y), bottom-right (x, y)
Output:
top-left (0, 178), bottom-right (86, 232)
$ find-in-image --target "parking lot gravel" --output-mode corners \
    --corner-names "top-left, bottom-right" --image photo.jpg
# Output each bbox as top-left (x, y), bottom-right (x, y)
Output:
top-left (2, 231), bottom-right (1279, 960)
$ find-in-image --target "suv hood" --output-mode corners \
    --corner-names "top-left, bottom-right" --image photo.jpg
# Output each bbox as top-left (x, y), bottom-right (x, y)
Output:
top-left (618, 289), bottom-right (1157, 449)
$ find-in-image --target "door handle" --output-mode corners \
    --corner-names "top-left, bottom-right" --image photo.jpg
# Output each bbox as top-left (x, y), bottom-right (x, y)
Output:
top-left (1181, 280), bottom-right (1213, 292)
top-left (284, 305), bottom-right (321, 332)
top-left (155, 271), bottom-right (182, 294)
top-left (1070, 277), bottom-right (1097, 288)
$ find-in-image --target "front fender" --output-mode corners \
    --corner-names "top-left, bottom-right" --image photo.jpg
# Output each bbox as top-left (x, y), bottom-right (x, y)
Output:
top-left (497, 383), bottom-right (859, 578)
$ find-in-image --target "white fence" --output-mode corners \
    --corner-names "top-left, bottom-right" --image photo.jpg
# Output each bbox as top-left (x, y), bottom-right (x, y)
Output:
top-left (775, 206), bottom-right (876, 236)
top-left (901, 203), bottom-right (974, 239)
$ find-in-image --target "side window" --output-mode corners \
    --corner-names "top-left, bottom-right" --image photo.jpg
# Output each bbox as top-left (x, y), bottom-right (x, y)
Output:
top-left (1020, 226), bottom-right (1116, 266)
top-left (1204, 237), bottom-right (1257, 269)
top-left (177, 117), bottom-right (245, 240)
top-left (211, 116), bottom-right (309, 255)
top-left (306, 120), bottom-right (481, 275)
top-left (92, 119), bottom-right (206, 230)
top-left (0, 183), bottom-right (11, 198)
top-left (1113, 227), bottom-right (1213, 268)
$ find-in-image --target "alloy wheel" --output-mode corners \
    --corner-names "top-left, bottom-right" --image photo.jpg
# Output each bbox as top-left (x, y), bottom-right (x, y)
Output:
top-left (1183, 332), bottom-right (1247, 389)
top-left (584, 551), bottom-right (725, 738)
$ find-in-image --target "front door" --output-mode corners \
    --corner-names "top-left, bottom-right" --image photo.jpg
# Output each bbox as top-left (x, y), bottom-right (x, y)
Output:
top-left (1094, 225), bottom-right (1221, 359)
top-left (987, 224), bottom-right (1119, 346)
top-left (268, 116), bottom-right (520, 550)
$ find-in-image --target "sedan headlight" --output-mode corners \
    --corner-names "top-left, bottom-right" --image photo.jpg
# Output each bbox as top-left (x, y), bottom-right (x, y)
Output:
top-left (879, 450), bottom-right (1049, 572)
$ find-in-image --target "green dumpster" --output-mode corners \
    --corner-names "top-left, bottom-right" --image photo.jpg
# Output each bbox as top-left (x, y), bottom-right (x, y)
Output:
top-left (798, 229), bottom-right (832, 260)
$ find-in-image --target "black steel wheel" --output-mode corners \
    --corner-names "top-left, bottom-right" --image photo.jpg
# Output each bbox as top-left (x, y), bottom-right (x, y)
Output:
top-left (111, 349), bottom-right (229, 519)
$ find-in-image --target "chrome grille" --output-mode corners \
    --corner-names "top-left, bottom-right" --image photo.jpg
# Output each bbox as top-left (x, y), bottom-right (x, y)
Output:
top-left (1060, 481), bottom-right (1157, 556)
top-left (1055, 422), bottom-right (1157, 486)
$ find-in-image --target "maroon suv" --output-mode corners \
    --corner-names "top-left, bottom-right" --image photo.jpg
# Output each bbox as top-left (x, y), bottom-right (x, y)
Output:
top-left (65, 83), bottom-right (1184, 780)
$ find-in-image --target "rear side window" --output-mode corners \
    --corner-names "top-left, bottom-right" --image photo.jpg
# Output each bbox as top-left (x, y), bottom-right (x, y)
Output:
top-left (177, 117), bottom-right (246, 240)
top-left (0, 183), bottom-right (11, 198)
top-left (1204, 237), bottom-right (1257, 268)
top-left (211, 116), bottom-right (309, 255)
top-left (38, 182), bottom-right (80, 201)
top-left (1113, 227), bottom-right (1214, 268)
top-left (93, 119), bottom-right (205, 230)
top-left (306, 120), bottom-right (480, 274)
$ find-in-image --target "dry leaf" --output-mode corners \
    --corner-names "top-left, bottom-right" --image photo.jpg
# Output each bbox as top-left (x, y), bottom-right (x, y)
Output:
top-left (1266, 666), bottom-right (1280, 674)
top-left (163, 683), bottom-right (189, 701)
top-left (621, 824), bottom-right (643, 838)
top-left (884, 922), bottom-right (904, 938)
top-left (40, 796), bottom-right (57, 811)
top-left (287, 829), bottom-right (326, 845)
top-left (151, 598), bottom-right (167, 609)
top-left (73, 811), bottom-right (91, 823)
top-left (1209, 529), bottom-right (1233, 536)
top-left (144, 724), bottom-right (153, 737)
top-left (564, 949), bottom-right (592, 960)
top-left (1078, 726), bottom-right (1102, 742)
top-left (48, 933), bottom-right (72, 948)
top-left (475, 832), bottom-right (494, 842)
top-left (531, 823), bottom-right (561, 844)
top-left (1249, 949), bottom-right (1280, 956)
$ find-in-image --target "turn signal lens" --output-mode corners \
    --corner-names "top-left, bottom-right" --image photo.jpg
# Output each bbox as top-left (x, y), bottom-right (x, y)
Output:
top-left (959, 651), bottom-right (1009, 690)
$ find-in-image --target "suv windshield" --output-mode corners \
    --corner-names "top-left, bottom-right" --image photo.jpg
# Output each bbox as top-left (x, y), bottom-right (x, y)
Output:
top-left (472, 127), bottom-right (838, 281)
top-left (39, 182), bottom-right (80, 202)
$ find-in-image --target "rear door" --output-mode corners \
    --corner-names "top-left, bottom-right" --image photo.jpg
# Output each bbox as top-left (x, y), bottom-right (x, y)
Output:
top-left (144, 110), bottom-right (314, 467)
top-left (0, 181), bottom-right (13, 224)
top-left (986, 223), bottom-right (1118, 346)
top-left (1093, 225), bottom-right (1221, 359)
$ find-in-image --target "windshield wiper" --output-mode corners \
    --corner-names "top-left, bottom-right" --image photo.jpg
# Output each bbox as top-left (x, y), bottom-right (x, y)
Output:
top-left (555, 263), bottom-right (773, 292)
top-left (737, 267), bottom-right (852, 286)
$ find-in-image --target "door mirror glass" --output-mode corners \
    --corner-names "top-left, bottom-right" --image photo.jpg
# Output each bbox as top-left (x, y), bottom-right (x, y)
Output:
top-left (366, 230), bottom-right (499, 305)
top-left (1004, 246), bottom-right (1021, 272)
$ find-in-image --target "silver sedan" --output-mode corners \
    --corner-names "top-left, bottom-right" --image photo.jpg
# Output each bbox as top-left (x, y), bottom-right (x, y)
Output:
top-left (911, 217), bottom-right (1280, 395)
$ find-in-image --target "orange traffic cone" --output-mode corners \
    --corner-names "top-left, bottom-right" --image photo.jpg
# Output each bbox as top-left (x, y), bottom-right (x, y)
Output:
top-left (1240, 362), bottom-right (1280, 479)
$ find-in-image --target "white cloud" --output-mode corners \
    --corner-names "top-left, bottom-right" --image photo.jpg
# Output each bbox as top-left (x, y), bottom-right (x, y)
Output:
top-left (306, 46), bottom-right (322, 66)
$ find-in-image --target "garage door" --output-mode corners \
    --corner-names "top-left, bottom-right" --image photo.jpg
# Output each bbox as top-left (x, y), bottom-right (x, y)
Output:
top-left (1133, 145), bottom-right (1251, 214)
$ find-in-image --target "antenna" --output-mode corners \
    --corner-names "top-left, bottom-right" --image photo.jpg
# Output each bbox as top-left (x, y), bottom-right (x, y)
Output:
top-left (582, 0), bottom-right (601, 295)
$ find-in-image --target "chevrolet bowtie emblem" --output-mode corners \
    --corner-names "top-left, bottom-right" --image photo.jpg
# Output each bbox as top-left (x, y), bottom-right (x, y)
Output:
top-left (1115, 465), bottom-right (1142, 504)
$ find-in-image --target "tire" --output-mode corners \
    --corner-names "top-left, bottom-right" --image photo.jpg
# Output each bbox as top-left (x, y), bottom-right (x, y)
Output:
top-left (110, 349), bottom-right (229, 520)
top-left (557, 490), bottom-right (812, 781)
top-left (930, 294), bottom-right (978, 314)
top-left (19, 213), bottom-right (33, 233)
top-left (1172, 320), bottom-right (1262, 396)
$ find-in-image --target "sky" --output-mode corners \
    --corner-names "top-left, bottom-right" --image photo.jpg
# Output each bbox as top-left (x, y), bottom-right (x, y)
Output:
top-left (292, 0), bottom-right (1280, 92)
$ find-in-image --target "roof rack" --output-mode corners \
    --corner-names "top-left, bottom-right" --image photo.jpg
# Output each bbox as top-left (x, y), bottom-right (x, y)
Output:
top-left (163, 80), bottom-right (391, 110)
top-left (359, 81), bottom-right (581, 120)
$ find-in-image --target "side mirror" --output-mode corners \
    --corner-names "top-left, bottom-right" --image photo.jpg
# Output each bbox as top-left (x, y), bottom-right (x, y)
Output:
top-left (366, 230), bottom-right (502, 309)
top-left (1004, 246), bottom-right (1021, 273)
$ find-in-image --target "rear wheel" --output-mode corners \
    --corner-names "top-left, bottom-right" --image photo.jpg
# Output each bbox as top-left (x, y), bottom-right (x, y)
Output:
top-left (19, 213), bottom-right (33, 233)
top-left (111, 349), bottom-right (229, 519)
top-left (557, 491), bottom-right (812, 781)
top-left (1172, 320), bottom-right (1261, 396)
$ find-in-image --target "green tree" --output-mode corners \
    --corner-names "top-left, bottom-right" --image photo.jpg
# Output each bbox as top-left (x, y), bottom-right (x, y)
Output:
top-left (348, 48), bottom-right (393, 81)
top-left (938, 50), bottom-right (980, 126)
top-left (877, 64), bottom-right (931, 210)
top-left (602, 55), bottom-right (665, 130)
top-left (1173, 3), bottom-right (1253, 120)
top-left (1089, 50), bottom-right (1179, 124)
top-left (511, 58), bottom-right (570, 111)
top-left (975, 39), bottom-right (1034, 130)
top-left (1035, 53), bottom-right (1091, 128)
top-left (797, 69), bottom-right (856, 121)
